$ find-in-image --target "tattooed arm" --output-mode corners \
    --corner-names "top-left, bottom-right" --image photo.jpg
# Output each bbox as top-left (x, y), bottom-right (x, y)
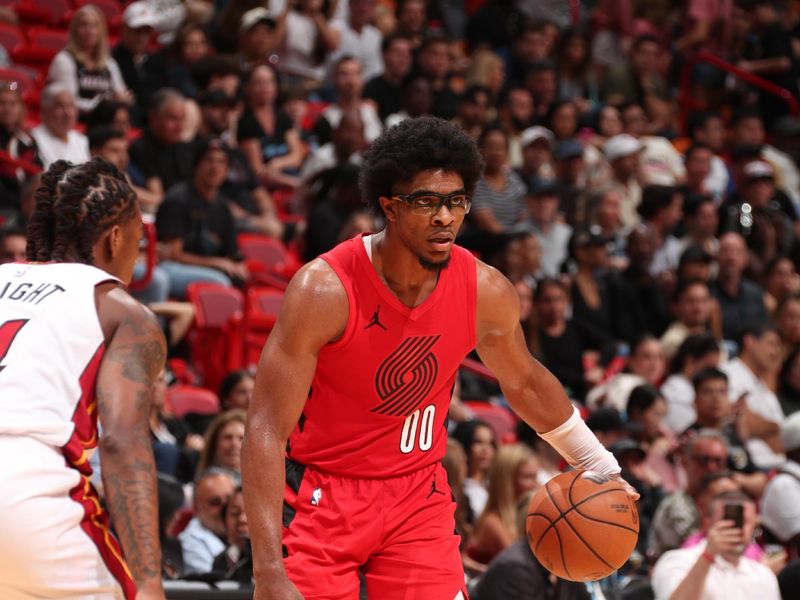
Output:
top-left (96, 285), bottom-right (166, 599)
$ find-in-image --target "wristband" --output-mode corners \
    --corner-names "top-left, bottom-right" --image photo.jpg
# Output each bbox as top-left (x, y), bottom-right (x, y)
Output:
top-left (539, 406), bottom-right (621, 476)
top-left (701, 550), bottom-right (715, 564)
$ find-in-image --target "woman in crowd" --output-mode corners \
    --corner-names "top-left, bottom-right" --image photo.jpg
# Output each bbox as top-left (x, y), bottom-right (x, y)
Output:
top-left (197, 409), bottom-right (246, 479)
top-left (451, 420), bottom-right (497, 521)
top-left (218, 370), bottom-right (255, 411)
top-left (47, 6), bottom-right (130, 119)
top-left (469, 125), bottom-right (527, 232)
top-left (239, 65), bottom-right (307, 189)
top-left (556, 28), bottom-right (598, 109)
top-left (465, 49), bottom-right (505, 105)
top-left (660, 333), bottom-right (722, 434)
top-left (162, 24), bottom-right (212, 99)
top-left (626, 384), bottom-right (682, 492)
top-left (763, 255), bottom-right (800, 317)
top-left (469, 444), bottom-right (539, 565)
top-left (587, 334), bottom-right (666, 411)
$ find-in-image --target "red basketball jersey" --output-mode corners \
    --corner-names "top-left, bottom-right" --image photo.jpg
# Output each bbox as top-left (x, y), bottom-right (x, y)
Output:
top-left (286, 234), bottom-right (478, 477)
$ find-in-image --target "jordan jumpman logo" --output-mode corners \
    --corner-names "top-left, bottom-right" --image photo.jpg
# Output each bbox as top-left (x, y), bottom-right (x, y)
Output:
top-left (427, 473), bottom-right (446, 499)
top-left (365, 305), bottom-right (388, 330)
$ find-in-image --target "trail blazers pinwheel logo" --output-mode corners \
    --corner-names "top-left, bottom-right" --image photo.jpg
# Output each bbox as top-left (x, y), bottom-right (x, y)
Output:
top-left (372, 335), bottom-right (440, 417)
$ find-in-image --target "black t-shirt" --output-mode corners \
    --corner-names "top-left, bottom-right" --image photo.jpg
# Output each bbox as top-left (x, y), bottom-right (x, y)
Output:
top-left (684, 422), bottom-right (760, 474)
top-left (129, 130), bottom-right (196, 193)
top-left (72, 53), bottom-right (114, 116)
top-left (538, 320), bottom-right (615, 401)
top-left (156, 182), bottom-right (240, 260)
top-left (743, 23), bottom-right (798, 95)
top-left (237, 108), bottom-right (294, 163)
top-left (364, 75), bottom-right (404, 122)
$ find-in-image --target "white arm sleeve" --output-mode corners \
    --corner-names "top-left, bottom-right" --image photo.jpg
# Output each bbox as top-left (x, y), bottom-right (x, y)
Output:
top-left (538, 406), bottom-right (621, 475)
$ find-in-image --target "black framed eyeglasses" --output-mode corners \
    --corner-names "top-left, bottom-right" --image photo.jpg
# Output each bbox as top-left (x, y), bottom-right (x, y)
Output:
top-left (390, 190), bottom-right (472, 215)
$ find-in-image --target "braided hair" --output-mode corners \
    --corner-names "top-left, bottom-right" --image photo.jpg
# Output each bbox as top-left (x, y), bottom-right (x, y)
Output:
top-left (26, 157), bottom-right (138, 264)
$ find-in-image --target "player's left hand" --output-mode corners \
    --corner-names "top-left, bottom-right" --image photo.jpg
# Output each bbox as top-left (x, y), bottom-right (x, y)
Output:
top-left (610, 473), bottom-right (640, 502)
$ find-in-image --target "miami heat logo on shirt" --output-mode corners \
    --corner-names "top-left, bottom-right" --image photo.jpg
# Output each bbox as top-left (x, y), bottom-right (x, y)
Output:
top-left (372, 335), bottom-right (440, 417)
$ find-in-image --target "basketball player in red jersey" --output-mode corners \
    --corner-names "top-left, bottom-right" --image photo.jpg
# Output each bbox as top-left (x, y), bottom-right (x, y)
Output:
top-left (243, 117), bottom-right (635, 599)
top-left (0, 158), bottom-right (165, 599)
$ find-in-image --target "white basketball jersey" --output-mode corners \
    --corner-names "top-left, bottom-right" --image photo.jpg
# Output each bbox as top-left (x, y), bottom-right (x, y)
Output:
top-left (0, 262), bottom-right (120, 447)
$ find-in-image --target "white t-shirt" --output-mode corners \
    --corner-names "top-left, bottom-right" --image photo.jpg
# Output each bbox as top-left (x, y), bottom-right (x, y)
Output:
top-left (463, 477), bottom-right (488, 518)
top-left (652, 542), bottom-right (781, 600)
top-left (278, 11), bottom-right (327, 83)
top-left (761, 460), bottom-right (800, 542)
top-left (661, 372), bottom-right (696, 434)
top-left (329, 20), bottom-right (384, 82)
top-left (31, 126), bottom-right (90, 168)
top-left (721, 358), bottom-right (786, 468)
top-left (704, 155), bottom-right (729, 203)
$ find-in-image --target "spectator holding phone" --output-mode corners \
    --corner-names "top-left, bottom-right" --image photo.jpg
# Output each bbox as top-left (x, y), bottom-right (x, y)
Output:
top-left (652, 491), bottom-right (780, 600)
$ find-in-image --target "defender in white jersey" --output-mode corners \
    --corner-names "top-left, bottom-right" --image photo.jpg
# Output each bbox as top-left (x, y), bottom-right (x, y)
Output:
top-left (0, 158), bottom-right (166, 600)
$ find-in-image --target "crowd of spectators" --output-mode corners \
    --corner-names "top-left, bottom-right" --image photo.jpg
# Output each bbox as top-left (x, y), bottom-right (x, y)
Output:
top-left (4, 0), bottom-right (800, 597)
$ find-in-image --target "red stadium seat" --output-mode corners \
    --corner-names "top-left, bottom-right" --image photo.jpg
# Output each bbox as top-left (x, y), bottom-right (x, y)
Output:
top-left (243, 287), bottom-right (284, 369)
top-left (464, 401), bottom-right (518, 444)
top-left (238, 233), bottom-right (301, 281)
top-left (165, 385), bottom-right (220, 419)
top-left (16, 0), bottom-right (72, 26)
top-left (0, 23), bottom-right (24, 51)
top-left (186, 283), bottom-right (244, 390)
top-left (11, 28), bottom-right (68, 72)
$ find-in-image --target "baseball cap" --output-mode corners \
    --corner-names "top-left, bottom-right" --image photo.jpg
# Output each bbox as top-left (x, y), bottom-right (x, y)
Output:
top-left (609, 438), bottom-right (646, 461)
top-left (743, 160), bottom-right (774, 181)
top-left (527, 178), bottom-right (559, 197)
top-left (123, 2), bottom-right (157, 29)
top-left (554, 138), bottom-right (584, 161)
top-left (780, 412), bottom-right (800, 453)
top-left (571, 225), bottom-right (608, 249)
top-left (520, 126), bottom-right (554, 148)
top-left (240, 7), bottom-right (276, 32)
top-left (604, 134), bottom-right (644, 162)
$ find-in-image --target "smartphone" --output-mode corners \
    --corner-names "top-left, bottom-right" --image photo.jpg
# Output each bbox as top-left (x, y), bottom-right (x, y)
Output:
top-left (723, 503), bottom-right (744, 529)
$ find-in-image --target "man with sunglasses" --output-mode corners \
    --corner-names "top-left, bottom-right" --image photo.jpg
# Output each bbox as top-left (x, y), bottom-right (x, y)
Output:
top-left (179, 467), bottom-right (236, 575)
top-left (243, 117), bottom-right (633, 600)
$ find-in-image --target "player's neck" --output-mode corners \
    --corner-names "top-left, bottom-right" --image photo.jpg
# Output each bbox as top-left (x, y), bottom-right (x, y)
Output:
top-left (370, 231), bottom-right (440, 306)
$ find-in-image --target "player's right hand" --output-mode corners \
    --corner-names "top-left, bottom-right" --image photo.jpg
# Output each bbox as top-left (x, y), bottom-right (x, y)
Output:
top-left (254, 576), bottom-right (305, 600)
top-left (706, 519), bottom-right (743, 557)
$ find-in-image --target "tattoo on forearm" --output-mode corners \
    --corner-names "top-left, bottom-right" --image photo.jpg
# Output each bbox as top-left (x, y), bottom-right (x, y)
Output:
top-left (105, 316), bottom-right (165, 385)
top-left (102, 439), bottom-right (162, 583)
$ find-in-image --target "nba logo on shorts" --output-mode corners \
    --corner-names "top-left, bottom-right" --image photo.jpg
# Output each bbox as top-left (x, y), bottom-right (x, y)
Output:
top-left (310, 488), bottom-right (322, 506)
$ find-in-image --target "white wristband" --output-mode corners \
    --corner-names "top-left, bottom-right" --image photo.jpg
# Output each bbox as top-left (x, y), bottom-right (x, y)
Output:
top-left (539, 406), bottom-right (621, 476)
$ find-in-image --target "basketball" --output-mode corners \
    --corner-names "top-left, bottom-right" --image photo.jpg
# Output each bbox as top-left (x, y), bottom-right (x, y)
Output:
top-left (525, 470), bottom-right (639, 582)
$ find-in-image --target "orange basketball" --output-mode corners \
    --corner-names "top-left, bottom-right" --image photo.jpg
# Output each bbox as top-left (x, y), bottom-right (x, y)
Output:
top-left (525, 470), bottom-right (639, 582)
